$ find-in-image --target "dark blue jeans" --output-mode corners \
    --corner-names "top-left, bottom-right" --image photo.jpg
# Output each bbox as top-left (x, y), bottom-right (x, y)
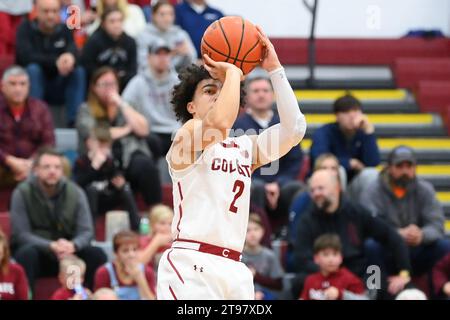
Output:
top-left (26, 63), bottom-right (86, 125)
top-left (365, 238), bottom-right (450, 276)
top-left (364, 237), bottom-right (450, 298)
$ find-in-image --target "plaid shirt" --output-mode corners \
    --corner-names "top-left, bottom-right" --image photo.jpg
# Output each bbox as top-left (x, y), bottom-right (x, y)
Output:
top-left (0, 93), bottom-right (55, 166)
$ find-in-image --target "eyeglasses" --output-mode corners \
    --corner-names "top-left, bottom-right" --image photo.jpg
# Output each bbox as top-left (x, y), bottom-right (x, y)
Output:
top-left (96, 81), bottom-right (118, 89)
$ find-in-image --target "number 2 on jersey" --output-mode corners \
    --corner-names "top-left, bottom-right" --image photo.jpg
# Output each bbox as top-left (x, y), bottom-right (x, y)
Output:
top-left (229, 180), bottom-right (245, 213)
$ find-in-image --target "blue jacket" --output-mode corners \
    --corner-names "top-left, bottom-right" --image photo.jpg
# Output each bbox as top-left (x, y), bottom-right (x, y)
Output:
top-left (232, 112), bottom-right (303, 186)
top-left (175, 2), bottom-right (224, 58)
top-left (310, 122), bottom-right (380, 180)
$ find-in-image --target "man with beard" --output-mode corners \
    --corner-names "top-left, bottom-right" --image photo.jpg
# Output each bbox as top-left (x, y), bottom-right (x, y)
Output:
top-left (10, 148), bottom-right (107, 295)
top-left (291, 169), bottom-right (411, 299)
top-left (361, 146), bottom-right (450, 283)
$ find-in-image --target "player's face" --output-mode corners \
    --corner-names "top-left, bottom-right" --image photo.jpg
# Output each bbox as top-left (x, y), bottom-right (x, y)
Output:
top-left (246, 79), bottom-right (274, 112)
top-left (153, 4), bottom-right (175, 31)
top-left (34, 154), bottom-right (64, 188)
top-left (188, 79), bottom-right (222, 120)
top-left (245, 221), bottom-right (264, 247)
top-left (314, 249), bottom-right (342, 274)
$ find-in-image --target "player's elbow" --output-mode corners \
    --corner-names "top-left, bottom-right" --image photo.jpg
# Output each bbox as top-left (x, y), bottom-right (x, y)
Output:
top-left (291, 113), bottom-right (307, 144)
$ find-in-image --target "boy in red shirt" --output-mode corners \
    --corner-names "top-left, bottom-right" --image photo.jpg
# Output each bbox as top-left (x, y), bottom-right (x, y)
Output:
top-left (300, 234), bottom-right (368, 300)
top-left (51, 255), bottom-right (91, 300)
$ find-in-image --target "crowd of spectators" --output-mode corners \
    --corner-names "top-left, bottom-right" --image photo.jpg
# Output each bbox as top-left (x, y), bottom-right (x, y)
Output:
top-left (0, 0), bottom-right (449, 300)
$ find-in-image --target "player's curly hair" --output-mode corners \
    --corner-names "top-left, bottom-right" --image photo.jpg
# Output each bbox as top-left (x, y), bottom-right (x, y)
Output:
top-left (171, 64), bottom-right (246, 124)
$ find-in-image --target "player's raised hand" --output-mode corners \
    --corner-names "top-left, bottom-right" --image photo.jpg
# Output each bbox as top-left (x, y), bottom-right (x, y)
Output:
top-left (256, 25), bottom-right (282, 73)
top-left (203, 54), bottom-right (244, 83)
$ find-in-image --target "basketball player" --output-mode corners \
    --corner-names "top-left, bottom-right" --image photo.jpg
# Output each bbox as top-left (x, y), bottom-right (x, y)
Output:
top-left (157, 27), bottom-right (307, 299)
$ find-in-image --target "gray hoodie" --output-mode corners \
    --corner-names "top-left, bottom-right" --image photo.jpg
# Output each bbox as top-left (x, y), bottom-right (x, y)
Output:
top-left (136, 23), bottom-right (197, 73)
top-left (361, 169), bottom-right (445, 244)
top-left (122, 68), bottom-right (181, 135)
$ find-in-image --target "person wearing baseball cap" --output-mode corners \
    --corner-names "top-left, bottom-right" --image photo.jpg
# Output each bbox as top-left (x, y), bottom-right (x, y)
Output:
top-left (361, 145), bottom-right (450, 294)
top-left (122, 37), bottom-right (180, 164)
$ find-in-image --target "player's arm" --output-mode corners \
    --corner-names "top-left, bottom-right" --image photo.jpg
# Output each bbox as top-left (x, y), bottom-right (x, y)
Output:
top-left (251, 26), bottom-right (307, 171)
top-left (170, 56), bottom-right (243, 170)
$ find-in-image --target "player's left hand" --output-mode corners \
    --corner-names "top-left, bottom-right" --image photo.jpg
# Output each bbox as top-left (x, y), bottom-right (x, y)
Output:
top-left (256, 25), bottom-right (282, 73)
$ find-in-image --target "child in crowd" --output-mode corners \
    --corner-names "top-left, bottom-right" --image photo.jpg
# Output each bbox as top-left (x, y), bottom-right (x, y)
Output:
top-left (242, 213), bottom-right (284, 300)
top-left (94, 230), bottom-right (156, 300)
top-left (300, 234), bottom-right (368, 300)
top-left (51, 255), bottom-right (91, 300)
top-left (0, 230), bottom-right (29, 300)
top-left (73, 125), bottom-right (140, 231)
top-left (139, 205), bottom-right (173, 272)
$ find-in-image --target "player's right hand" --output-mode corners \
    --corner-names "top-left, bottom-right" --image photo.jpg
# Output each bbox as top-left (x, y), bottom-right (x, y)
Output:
top-left (203, 54), bottom-right (244, 82)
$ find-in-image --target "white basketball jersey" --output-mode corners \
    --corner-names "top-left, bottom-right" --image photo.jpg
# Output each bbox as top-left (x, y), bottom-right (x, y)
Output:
top-left (166, 135), bottom-right (253, 253)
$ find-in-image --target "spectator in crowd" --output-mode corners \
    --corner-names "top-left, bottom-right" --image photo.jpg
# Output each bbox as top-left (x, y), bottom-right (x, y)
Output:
top-left (139, 205), bottom-right (173, 272)
top-left (300, 234), bottom-right (368, 300)
top-left (10, 148), bottom-right (107, 292)
top-left (361, 146), bottom-right (450, 279)
top-left (309, 94), bottom-right (380, 203)
top-left (76, 67), bottom-right (162, 209)
top-left (73, 125), bottom-right (140, 232)
top-left (432, 252), bottom-right (450, 300)
top-left (127, 0), bottom-right (152, 21)
top-left (292, 170), bottom-right (412, 299)
top-left (94, 230), bottom-right (156, 300)
top-left (51, 254), bottom-right (91, 300)
top-left (81, 7), bottom-right (137, 91)
top-left (233, 77), bottom-right (304, 235)
top-left (242, 213), bottom-right (284, 300)
top-left (122, 39), bottom-right (180, 158)
top-left (0, 229), bottom-right (29, 300)
top-left (287, 153), bottom-right (343, 271)
top-left (86, 0), bottom-right (146, 39)
top-left (0, 0), bottom-right (33, 55)
top-left (91, 287), bottom-right (119, 300)
top-left (0, 65), bottom-right (55, 189)
top-left (175, 0), bottom-right (224, 59)
top-left (16, 0), bottom-right (86, 127)
top-left (136, 0), bottom-right (196, 73)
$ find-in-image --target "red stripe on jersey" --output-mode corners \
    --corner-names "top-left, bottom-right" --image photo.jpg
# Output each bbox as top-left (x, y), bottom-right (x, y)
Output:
top-left (167, 249), bottom-right (184, 284)
top-left (177, 181), bottom-right (183, 200)
top-left (176, 182), bottom-right (183, 236)
top-left (169, 285), bottom-right (177, 300)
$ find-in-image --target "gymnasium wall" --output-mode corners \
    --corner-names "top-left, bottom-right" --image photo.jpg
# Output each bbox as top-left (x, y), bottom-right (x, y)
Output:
top-left (208, 0), bottom-right (450, 38)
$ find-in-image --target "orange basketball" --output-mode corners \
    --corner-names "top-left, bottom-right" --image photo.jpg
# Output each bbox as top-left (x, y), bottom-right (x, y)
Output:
top-left (201, 16), bottom-right (265, 75)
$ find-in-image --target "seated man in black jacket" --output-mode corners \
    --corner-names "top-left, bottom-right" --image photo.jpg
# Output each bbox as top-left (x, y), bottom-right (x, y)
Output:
top-left (291, 169), bottom-right (412, 299)
top-left (15, 0), bottom-right (86, 127)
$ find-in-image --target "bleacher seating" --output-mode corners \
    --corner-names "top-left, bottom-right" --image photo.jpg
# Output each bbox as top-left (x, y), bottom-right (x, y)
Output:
top-left (271, 38), bottom-right (450, 65)
top-left (393, 58), bottom-right (450, 90)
